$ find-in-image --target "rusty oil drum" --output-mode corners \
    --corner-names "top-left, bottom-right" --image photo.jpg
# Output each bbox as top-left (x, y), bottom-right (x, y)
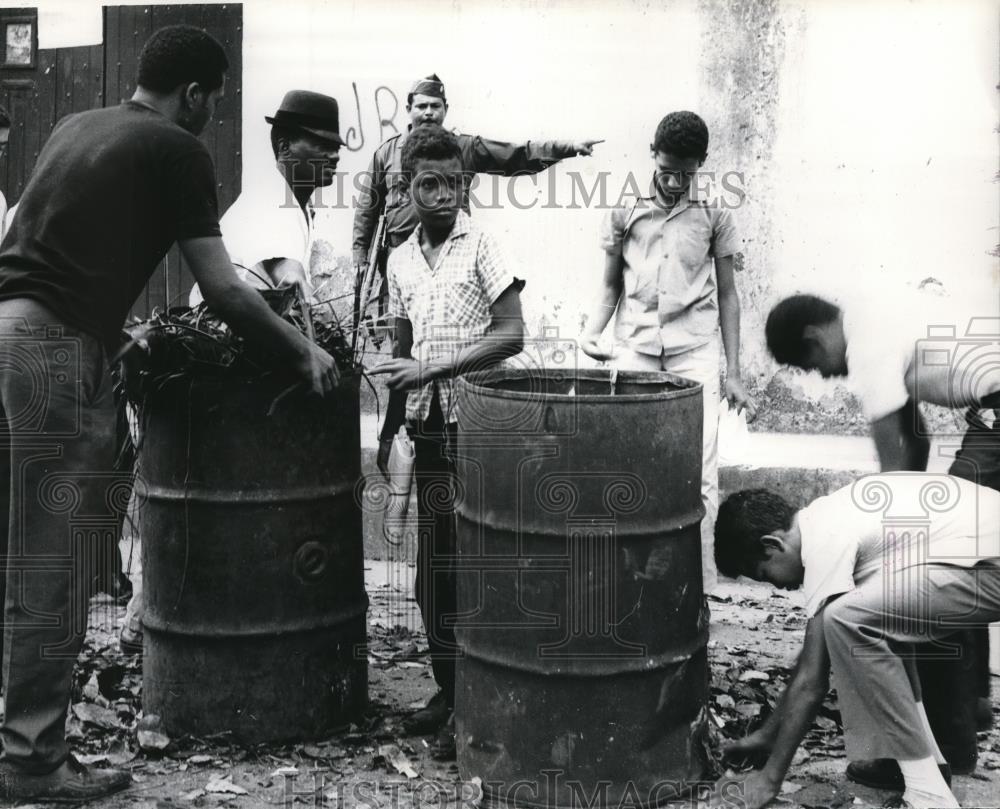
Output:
top-left (140, 374), bottom-right (367, 743)
top-left (453, 368), bottom-right (708, 808)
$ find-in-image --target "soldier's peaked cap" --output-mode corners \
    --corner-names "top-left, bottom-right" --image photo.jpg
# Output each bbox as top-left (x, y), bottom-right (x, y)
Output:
top-left (409, 74), bottom-right (446, 101)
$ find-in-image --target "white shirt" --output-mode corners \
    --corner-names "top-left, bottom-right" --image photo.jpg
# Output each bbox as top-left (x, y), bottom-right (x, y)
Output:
top-left (599, 181), bottom-right (742, 357)
top-left (797, 473), bottom-right (1000, 617)
top-left (189, 165), bottom-right (315, 306)
top-left (840, 289), bottom-right (1000, 422)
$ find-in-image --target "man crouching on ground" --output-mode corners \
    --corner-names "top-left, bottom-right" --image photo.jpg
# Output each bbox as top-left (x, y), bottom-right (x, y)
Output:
top-left (708, 475), bottom-right (1000, 809)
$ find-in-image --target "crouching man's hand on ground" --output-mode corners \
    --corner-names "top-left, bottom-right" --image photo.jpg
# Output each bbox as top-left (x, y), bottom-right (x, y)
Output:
top-left (707, 770), bottom-right (780, 809)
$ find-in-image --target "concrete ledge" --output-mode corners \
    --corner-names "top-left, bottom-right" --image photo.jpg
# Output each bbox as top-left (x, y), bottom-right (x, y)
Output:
top-left (360, 431), bottom-right (957, 561)
top-left (719, 465), bottom-right (863, 506)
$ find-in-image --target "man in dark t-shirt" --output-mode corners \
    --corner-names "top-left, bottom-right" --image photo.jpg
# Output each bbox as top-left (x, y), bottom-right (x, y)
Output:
top-left (0, 99), bottom-right (224, 346)
top-left (0, 26), bottom-right (339, 804)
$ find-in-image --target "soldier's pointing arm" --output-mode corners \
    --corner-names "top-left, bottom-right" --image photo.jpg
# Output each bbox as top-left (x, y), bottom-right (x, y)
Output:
top-left (464, 132), bottom-right (583, 177)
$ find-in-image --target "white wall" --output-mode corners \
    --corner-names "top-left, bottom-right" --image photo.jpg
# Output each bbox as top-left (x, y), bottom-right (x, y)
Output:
top-left (770, 0), bottom-right (999, 313)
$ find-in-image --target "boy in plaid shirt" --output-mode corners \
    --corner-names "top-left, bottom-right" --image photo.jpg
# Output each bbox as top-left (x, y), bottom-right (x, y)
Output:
top-left (370, 124), bottom-right (525, 760)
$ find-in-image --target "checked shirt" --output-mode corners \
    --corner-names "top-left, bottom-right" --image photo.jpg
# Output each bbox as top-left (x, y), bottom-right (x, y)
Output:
top-left (387, 211), bottom-right (523, 424)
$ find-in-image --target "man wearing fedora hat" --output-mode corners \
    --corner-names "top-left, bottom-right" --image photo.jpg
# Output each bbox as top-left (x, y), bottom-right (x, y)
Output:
top-left (352, 73), bottom-right (601, 326)
top-left (190, 89), bottom-right (344, 309)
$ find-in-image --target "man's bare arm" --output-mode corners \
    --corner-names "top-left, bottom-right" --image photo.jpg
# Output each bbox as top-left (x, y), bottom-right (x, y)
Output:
top-left (717, 254), bottom-right (757, 420)
top-left (580, 250), bottom-right (624, 362)
top-left (715, 610), bottom-right (831, 808)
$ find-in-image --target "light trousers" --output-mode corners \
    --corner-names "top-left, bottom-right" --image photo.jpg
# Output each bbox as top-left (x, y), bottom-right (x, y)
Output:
top-left (614, 339), bottom-right (720, 593)
top-left (823, 562), bottom-right (1000, 761)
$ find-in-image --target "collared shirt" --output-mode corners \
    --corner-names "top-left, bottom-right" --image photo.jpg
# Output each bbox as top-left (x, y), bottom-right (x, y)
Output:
top-left (353, 129), bottom-right (577, 265)
top-left (839, 288), bottom-right (1000, 422)
top-left (797, 474), bottom-right (1000, 618)
top-left (387, 211), bottom-right (523, 424)
top-left (189, 165), bottom-right (316, 306)
top-left (600, 181), bottom-right (741, 357)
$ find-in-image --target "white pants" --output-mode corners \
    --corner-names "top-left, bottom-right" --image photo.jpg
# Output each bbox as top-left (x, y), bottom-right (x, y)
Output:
top-left (824, 562), bottom-right (1000, 761)
top-left (614, 341), bottom-right (720, 593)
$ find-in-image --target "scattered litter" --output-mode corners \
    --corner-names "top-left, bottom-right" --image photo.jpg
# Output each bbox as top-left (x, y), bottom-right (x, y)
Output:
top-left (791, 782), bottom-right (854, 808)
top-left (462, 776), bottom-right (484, 808)
top-left (136, 714), bottom-right (171, 751)
top-left (72, 703), bottom-right (118, 730)
top-left (82, 673), bottom-right (109, 707)
top-left (378, 743), bottom-right (418, 778)
top-left (205, 777), bottom-right (249, 795)
top-left (75, 753), bottom-right (110, 765)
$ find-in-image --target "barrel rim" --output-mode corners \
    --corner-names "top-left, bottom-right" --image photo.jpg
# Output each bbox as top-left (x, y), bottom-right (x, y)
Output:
top-left (456, 368), bottom-right (701, 403)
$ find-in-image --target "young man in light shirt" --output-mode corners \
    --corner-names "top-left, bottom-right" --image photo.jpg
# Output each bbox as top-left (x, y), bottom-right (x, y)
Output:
top-left (711, 474), bottom-right (1000, 809)
top-left (580, 111), bottom-right (757, 595)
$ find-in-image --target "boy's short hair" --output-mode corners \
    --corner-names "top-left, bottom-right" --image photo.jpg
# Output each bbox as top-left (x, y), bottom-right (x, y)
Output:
top-left (137, 24), bottom-right (229, 94)
top-left (0, 105), bottom-right (10, 129)
top-left (653, 111), bottom-right (709, 159)
top-left (400, 124), bottom-right (463, 180)
top-left (715, 489), bottom-right (797, 578)
top-left (765, 294), bottom-right (841, 367)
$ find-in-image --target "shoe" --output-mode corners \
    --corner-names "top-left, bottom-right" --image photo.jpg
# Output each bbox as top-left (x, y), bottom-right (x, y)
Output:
top-left (846, 759), bottom-right (952, 791)
top-left (119, 626), bottom-right (143, 657)
top-left (430, 713), bottom-right (456, 761)
top-left (401, 690), bottom-right (450, 736)
top-left (0, 755), bottom-right (131, 803)
top-left (976, 696), bottom-right (993, 732)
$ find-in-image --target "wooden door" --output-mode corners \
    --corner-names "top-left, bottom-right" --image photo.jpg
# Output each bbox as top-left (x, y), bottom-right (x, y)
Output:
top-left (0, 4), bottom-right (243, 319)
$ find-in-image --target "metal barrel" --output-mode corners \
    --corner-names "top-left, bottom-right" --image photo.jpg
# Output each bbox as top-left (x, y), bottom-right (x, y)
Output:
top-left (140, 374), bottom-right (367, 743)
top-left (454, 368), bottom-right (708, 808)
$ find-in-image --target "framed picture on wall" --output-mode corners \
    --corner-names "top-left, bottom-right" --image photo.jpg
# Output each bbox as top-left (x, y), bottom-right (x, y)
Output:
top-left (2, 18), bottom-right (35, 69)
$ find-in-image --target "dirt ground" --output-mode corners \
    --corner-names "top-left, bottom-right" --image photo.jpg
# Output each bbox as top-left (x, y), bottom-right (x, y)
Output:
top-left (39, 564), bottom-right (999, 809)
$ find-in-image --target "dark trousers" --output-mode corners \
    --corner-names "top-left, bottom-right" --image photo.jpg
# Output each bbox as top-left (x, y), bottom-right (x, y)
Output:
top-left (919, 397), bottom-right (999, 769)
top-left (408, 393), bottom-right (459, 709)
top-left (0, 299), bottom-right (117, 773)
